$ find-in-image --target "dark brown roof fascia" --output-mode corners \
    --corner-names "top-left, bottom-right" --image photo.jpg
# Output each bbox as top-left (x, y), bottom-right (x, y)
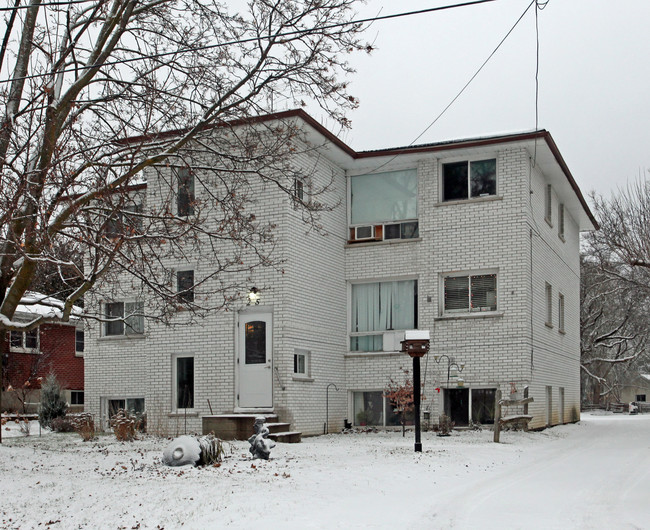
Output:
top-left (355, 130), bottom-right (598, 230)
top-left (540, 131), bottom-right (599, 230)
top-left (115, 108), bottom-right (357, 159)
top-left (111, 110), bottom-right (598, 229)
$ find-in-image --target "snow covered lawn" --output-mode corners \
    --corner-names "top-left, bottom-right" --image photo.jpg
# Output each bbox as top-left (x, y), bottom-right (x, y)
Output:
top-left (2, 413), bottom-right (649, 529)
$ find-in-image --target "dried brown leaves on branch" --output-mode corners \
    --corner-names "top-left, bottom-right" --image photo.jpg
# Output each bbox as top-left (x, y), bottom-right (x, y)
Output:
top-left (384, 368), bottom-right (424, 436)
top-left (0, 0), bottom-right (371, 332)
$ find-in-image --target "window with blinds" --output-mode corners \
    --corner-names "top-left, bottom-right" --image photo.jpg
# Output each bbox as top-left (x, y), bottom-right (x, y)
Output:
top-left (443, 273), bottom-right (497, 314)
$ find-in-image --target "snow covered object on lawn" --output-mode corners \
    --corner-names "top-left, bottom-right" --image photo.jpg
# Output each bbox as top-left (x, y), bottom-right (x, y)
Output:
top-left (248, 416), bottom-right (275, 460)
top-left (162, 434), bottom-right (226, 466)
top-left (163, 435), bottom-right (201, 466)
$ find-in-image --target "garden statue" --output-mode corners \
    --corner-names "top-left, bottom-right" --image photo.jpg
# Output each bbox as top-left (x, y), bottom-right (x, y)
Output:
top-left (248, 416), bottom-right (275, 460)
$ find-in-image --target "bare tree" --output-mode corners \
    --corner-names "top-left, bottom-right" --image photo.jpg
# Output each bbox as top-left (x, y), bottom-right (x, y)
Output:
top-left (581, 178), bottom-right (650, 404)
top-left (589, 178), bottom-right (650, 273)
top-left (0, 0), bottom-right (370, 440)
top-left (0, 0), bottom-right (369, 326)
top-left (580, 250), bottom-right (650, 406)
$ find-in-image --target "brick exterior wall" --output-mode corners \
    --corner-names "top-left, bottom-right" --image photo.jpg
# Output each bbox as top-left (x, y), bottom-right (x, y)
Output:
top-left (2, 323), bottom-right (84, 413)
top-left (85, 119), bottom-right (591, 435)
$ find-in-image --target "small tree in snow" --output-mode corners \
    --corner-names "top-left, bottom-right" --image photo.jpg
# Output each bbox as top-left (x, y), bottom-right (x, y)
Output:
top-left (384, 368), bottom-right (424, 437)
top-left (39, 374), bottom-right (68, 429)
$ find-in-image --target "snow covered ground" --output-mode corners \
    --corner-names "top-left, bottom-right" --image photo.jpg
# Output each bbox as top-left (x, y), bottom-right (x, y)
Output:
top-left (1, 412), bottom-right (649, 529)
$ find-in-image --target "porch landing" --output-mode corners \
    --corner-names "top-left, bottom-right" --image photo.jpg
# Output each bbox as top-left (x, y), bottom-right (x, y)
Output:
top-left (202, 414), bottom-right (301, 443)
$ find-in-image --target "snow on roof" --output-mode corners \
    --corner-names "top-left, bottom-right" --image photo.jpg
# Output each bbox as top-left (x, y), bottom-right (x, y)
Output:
top-left (640, 374), bottom-right (650, 382)
top-left (14, 291), bottom-right (83, 322)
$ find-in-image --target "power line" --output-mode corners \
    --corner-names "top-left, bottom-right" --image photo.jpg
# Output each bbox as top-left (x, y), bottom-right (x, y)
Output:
top-left (0, 0), bottom-right (499, 84)
top-left (0, 0), bottom-right (96, 11)
top-left (353, 0), bottom-right (536, 177)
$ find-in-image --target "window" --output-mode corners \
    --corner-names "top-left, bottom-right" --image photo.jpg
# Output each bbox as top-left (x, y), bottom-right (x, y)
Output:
top-left (104, 203), bottom-right (143, 238)
top-left (105, 397), bottom-right (145, 431)
top-left (175, 356), bottom-right (194, 409)
top-left (383, 221), bottom-right (419, 240)
top-left (636, 395), bottom-right (646, 402)
top-left (177, 270), bottom-right (195, 303)
top-left (558, 203), bottom-right (565, 239)
top-left (558, 293), bottom-right (565, 332)
top-left (471, 389), bottom-right (496, 425)
top-left (353, 391), bottom-right (401, 427)
top-left (176, 167), bottom-right (195, 216)
top-left (445, 388), bottom-right (497, 426)
top-left (108, 398), bottom-right (145, 417)
top-left (75, 329), bottom-right (85, 354)
top-left (294, 178), bottom-right (304, 202)
top-left (104, 301), bottom-right (144, 336)
top-left (443, 273), bottom-right (497, 314)
top-left (442, 159), bottom-right (496, 202)
top-left (545, 283), bottom-right (553, 327)
top-left (350, 169), bottom-right (418, 242)
top-left (350, 280), bottom-right (417, 352)
top-left (545, 184), bottom-right (553, 225)
top-left (293, 349), bottom-right (310, 377)
top-left (9, 329), bottom-right (39, 352)
top-left (70, 390), bottom-right (84, 405)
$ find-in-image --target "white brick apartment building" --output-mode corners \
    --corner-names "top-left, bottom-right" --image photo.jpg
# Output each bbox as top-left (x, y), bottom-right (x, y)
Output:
top-left (85, 109), bottom-right (597, 436)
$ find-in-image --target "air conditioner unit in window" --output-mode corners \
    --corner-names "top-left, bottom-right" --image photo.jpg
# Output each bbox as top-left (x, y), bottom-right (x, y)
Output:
top-left (383, 331), bottom-right (405, 352)
top-left (354, 225), bottom-right (375, 240)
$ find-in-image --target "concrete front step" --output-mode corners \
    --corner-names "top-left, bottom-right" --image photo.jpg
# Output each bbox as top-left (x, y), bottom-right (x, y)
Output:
top-left (268, 431), bottom-right (302, 444)
top-left (265, 422), bottom-right (291, 434)
top-left (202, 414), bottom-right (301, 443)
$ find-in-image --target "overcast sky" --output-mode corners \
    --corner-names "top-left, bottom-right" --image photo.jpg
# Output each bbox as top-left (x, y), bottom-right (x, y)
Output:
top-left (319, 0), bottom-right (650, 200)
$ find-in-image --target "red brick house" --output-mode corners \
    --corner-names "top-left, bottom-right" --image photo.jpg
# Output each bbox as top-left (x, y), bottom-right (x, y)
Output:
top-left (1, 293), bottom-right (84, 414)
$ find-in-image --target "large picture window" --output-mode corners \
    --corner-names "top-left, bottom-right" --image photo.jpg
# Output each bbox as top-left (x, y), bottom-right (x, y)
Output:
top-left (104, 301), bottom-right (144, 336)
top-left (443, 273), bottom-right (497, 314)
top-left (350, 280), bottom-right (417, 351)
top-left (442, 159), bottom-right (496, 201)
top-left (353, 391), bottom-right (401, 427)
top-left (350, 169), bottom-right (417, 225)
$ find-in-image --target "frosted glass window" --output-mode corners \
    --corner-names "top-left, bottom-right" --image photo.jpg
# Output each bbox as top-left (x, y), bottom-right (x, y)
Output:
top-left (350, 169), bottom-right (417, 224)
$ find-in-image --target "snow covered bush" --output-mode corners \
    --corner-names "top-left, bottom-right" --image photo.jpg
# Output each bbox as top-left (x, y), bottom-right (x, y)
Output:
top-left (18, 417), bottom-right (31, 436)
top-left (39, 374), bottom-right (68, 429)
top-left (50, 416), bottom-right (77, 432)
top-left (72, 413), bottom-right (96, 441)
top-left (437, 414), bottom-right (454, 436)
top-left (110, 409), bottom-right (139, 441)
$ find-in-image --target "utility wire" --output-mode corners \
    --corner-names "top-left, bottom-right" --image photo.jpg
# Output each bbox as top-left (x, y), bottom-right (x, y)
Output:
top-left (355, 0), bottom-right (536, 176)
top-left (0, 0), bottom-right (499, 83)
top-left (0, 0), bottom-right (95, 10)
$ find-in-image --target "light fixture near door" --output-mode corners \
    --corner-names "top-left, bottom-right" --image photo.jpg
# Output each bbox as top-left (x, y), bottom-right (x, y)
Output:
top-left (247, 287), bottom-right (261, 305)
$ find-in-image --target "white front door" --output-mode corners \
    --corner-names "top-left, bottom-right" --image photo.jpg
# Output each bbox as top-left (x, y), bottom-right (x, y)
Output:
top-left (238, 312), bottom-right (273, 408)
